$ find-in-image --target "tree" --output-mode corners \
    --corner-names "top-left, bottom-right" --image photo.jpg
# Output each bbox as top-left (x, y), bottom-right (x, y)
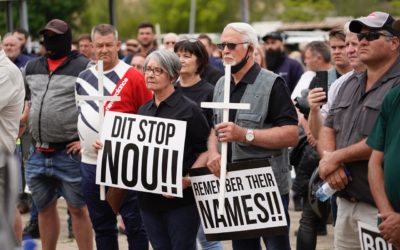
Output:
top-left (279, 0), bottom-right (334, 22)
top-left (0, 0), bottom-right (87, 38)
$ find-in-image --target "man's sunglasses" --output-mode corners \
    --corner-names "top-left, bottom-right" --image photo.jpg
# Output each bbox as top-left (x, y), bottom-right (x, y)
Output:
top-left (216, 42), bottom-right (248, 50)
top-left (357, 31), bottom-right (393, 42)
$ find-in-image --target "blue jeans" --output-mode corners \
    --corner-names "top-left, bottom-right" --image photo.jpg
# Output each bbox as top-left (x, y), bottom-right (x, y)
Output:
top-left (30, 201), bottom-right (38, 221)
top-left (197, 224), bottom-right (223, 250)
top-left (232, 194), bottom-right (291, 250)
top-left (140, 204), bottom-right (200, 250)
top-left (25, 147), bottom-right (85, 210)
top-left (80, 163), bottom-right (148, 250)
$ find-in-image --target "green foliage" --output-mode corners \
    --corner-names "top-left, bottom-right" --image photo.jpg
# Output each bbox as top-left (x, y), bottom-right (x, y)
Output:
top-left (27, 0), bottom-right (87, 38)
top-left (280, 0), bottom-right (334, 21)
top-left (331, 0), bottom-right (395, 17)
top-left (4, 0), bottom-right (400, 41)
top-left (0, 0), bottom-right (87, 38)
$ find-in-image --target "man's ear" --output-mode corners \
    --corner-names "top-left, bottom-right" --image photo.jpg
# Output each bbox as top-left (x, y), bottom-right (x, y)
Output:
top-left (117, 40), bottom-right (122, 50)
top-left (391, 36), bottom-right (400, 52)
top-left (250, 44), bottom-right (255, 52)
top-left (247, 44), bottom-right (254, 55)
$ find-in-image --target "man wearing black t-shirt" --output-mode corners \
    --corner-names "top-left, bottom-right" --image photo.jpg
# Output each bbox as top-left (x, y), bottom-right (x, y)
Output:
top-left (207, 22), bottom-right (298, 250)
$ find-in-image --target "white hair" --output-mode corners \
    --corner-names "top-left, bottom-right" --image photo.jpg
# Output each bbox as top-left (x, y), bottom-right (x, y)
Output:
top-left (224, 22), bottom-right (259, 48)
top-left (163, 33), bottom-right (178, 42)
top-left (343, 21), bottom-right (351, 35)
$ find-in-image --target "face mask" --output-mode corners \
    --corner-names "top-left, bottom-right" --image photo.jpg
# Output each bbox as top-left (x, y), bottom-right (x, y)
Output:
top-left (43, 29), bottom-right (72, 59)
top-left (231, 46), bottom-right (251, 74)
top-left (265, 49), bottom-right (284, 71)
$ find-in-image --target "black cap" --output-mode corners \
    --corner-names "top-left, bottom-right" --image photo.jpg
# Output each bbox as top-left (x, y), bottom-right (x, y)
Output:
top-left (349, 11), bottom-right (397, 35)
top-left (39, 19), bottom-right (69, 35)
top-left (262, 31), bottom-right (284, 42)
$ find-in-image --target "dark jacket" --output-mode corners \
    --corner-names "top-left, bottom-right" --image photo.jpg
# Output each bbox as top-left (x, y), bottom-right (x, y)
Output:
top-left (24, 51), bottom-right (90, 143)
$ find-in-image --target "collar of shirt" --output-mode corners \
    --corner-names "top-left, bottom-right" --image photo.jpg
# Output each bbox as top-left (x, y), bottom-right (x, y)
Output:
top-left (379, 56), bottom-right (400, 84)
top-left (235, 63), bottom-right (261, 86)
top-left (146, 86), bottom-right (182, 110)
top-left (358, 56), bottom-right (400, 93)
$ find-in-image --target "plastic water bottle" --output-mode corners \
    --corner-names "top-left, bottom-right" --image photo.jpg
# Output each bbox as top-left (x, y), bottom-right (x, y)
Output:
top-left (22, 236), bottom-right (37, 250)
top-left (315, 182), bottom-right (337, 202)
top-left (315, 168), bottom-right (351, 202)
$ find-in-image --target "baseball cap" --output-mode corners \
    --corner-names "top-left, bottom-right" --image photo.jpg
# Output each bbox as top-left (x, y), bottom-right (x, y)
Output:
top-left (262, 31), bottom-right (284, 42)
top-left (39, 19), bottom-right (69, 35)
top-left (349, 11), bottom-right (397, 35)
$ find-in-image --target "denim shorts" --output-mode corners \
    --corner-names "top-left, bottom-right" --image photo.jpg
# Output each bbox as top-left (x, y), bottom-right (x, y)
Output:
top-left (25, 146), bottom-right (86, 210)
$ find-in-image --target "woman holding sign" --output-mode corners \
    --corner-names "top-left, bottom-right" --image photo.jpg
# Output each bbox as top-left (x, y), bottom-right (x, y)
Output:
top-left (138, 50), bottom-right (210, 250)
top-left (174, 38), bottom-right (223, 250)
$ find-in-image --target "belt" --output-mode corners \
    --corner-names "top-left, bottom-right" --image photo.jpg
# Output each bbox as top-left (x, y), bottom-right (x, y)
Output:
top-left (337, 192), bottom-right (359, 203)
top-left (33, 140), bottom-right (76, 151)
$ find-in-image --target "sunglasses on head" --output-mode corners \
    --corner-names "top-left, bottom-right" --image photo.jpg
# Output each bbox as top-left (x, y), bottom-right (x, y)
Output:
top-left (357, 31), bottom-right (393, 42)
top-left (216, 42), bottom-right (248, 50)
top-left (178, 38), bottom-right (198, 43)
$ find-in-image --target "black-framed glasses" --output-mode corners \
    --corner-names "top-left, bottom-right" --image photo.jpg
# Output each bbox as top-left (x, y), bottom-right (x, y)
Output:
top-left (144, 66), bottom-right (165, 76)
top-left (216, 42), bottom-right (249, 50)
top-left (357, 31), bottom-right (393, 42)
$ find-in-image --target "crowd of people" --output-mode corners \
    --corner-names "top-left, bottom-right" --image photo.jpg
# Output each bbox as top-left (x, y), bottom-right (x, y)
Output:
top-left (0, 10), bottom-right (400, 250)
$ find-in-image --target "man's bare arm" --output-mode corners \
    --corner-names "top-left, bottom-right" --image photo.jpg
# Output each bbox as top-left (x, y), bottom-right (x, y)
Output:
top-left (217, 122), bottom-right (298, 149)
top-left (207, 128), bottom-right (221, 176)
top-left (317, 126), bottom-right (336, 155)
top-left (368, 150), bottom-right (394, 213)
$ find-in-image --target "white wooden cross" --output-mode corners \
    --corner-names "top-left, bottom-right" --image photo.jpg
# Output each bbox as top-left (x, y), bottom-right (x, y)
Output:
top-left (201, 64), bottom-right (250, 215)
top-left (76, 60), bottom-right (121, 200)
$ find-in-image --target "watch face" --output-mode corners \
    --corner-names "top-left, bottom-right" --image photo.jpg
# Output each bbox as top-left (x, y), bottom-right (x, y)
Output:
top-left (246, 130), bottom-right (254, 142)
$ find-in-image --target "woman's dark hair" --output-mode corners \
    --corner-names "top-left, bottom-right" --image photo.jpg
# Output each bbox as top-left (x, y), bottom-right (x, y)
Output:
top-left (174, 38), bottom-right (209, 75)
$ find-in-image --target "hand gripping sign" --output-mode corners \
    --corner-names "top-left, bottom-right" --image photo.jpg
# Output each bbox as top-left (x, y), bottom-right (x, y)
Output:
top-left (96, 111), bottom-right (186, 197)
top-left (358, 221), bottom-right (394, 250)
top-left (189, 159), bottom-right (288, 241)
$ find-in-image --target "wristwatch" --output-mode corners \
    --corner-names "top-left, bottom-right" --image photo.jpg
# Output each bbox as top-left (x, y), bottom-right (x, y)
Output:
top-left (245, 129), bottom-right (255, 143)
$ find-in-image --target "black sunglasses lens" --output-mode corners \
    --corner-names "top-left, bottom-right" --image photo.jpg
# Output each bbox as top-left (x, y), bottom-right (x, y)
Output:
top-left (227, 43), bottom-right (237, 50)
top-left (217, 43), bottom-right (237, 50)
top-left (358, 32), bottom-right (381, 42)
top-left (369, 33), bottom-right (381, 41)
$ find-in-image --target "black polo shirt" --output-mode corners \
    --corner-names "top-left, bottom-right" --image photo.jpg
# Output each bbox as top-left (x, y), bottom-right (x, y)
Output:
top-left (137, 87), bottom-right (210, 212)
top-left (227, 63), bottom-right (298, 162)
top-left (176, 79), bottom-right (214, 127)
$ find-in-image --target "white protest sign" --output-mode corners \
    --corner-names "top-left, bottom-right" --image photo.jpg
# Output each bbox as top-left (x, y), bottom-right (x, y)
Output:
top-left (189, 159), bottom-right (287, 241)
top-left (96, 111), bottom-right (186, 197)
top-left (358, 221), bottom-right (394, 250)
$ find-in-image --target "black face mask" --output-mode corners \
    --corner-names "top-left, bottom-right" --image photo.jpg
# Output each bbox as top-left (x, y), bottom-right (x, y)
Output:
top-left (231, 46), bottom-right (251, 74)
top-left (266, 49), bottom-right (284, 72)
top-left (43, 29), bottom-right (72, 59)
